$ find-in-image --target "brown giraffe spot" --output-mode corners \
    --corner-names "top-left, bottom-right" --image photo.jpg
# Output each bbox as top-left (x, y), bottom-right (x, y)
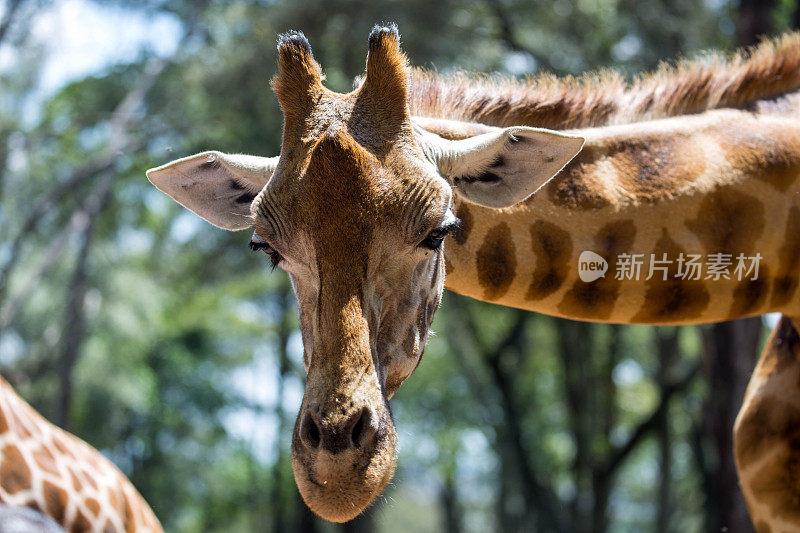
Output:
top-left (108, 486), bottom-right (121, 511)
top-left (526, 220), bottom-right (573, 300)
top-left (771, 207), bottom-right (800, 307)
top-left (85, 497), bottom-right (101, 516)
top-left (102, 519), bottom-right (117, 533)
top-left (720, 127), bottom-right (800, 193)
top-left (754, 520), bottom-right (771, 533)
top-left (451, 201), bottom-right (472, 245)
top-left (0, 444), bottom-right (31, 494)
top-left (11, 411), bottom-right (32, 439)
top-left (123, 490), bottom-right (137, 533)
top-left (685, 189), bottom-right (764, 254)
top-left (43, 480), bottom-right (68, 523)
top-left (72, 509), bottom-right (92, 532)
top-left (52, 433), bottom-right (76, 460)
top-left (476, 222), bottom-right (517, 300)
top-left (728, 266), bottom-right (769, 318)
top-left (610, 135), bottom-right (706, 202)
top-left (753, 317), bottom-right (800, 380)
top-left (78, 466), bottom-right (99, 491)
top-left (758, 155), bottom-right (800, 192)
top-left (0, 409), bottom-right (9, 434)
top-left (557, 220), bottom-right (636, 320)
top-left (631, 230), bottom-right (710, 322)
top-left (736, 395), bottom-right (800, 467)
top-left (746, 442), bottom-right (800, 524)
top-left (546, 147), bottom-right (611, 210)
top-left (69, 468), bottom-right (82, 492)
top-left (402, 327), bottom-right (416, 356)
top-left (33, 445), bottom-right (60, 477)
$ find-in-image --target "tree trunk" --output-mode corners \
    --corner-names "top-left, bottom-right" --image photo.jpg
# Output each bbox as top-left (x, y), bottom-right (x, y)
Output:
top-left (591, 324), bottom-right (622, 533)
top-left (0, 0), bottom-right (24, 48)
top-left (440, 465), bottom-right (462, 533)
top-left (556, 318), bottom-right (593, 531)
top-left (655, 328), bottom-right (679, 533)
top-left (486, 311), bottom-right (567, 533)
top-left (794, 0), bottom-right (800, 31)
top-left (738, 0), bottom-right (775, 46)
top-left (295, 493), bottom-right (319, 533)
top-left (56, 171), bottom-right (115, 429)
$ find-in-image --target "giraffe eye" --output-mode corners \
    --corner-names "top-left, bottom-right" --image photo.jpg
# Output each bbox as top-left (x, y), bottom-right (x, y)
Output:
top-left (420, 228), bottom-right (449, 250)
top-left (419, 215), bottom-right (460, 250)
top-left (249, 232), bottom-right (282, 268)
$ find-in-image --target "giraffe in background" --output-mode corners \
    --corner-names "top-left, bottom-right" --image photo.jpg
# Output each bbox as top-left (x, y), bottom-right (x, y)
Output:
top-left (0, 376), bottom-right (162, 532)
top-left (148, 27), bottom-right (800, 529)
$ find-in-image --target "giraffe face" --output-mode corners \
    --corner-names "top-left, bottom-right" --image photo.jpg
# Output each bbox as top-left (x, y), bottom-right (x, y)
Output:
top-left (146, 25), bottom-right (583, 523)
top-left (254, 128), bottom-right (451, 522)
top-left (258, 132), bottom-right (452, 396)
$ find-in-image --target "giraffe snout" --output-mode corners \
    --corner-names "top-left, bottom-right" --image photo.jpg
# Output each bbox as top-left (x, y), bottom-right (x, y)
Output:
top-left (291, 392), bottom-right (397, 523)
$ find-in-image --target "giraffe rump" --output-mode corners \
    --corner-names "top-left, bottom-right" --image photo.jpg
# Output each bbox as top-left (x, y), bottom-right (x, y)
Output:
top-left (408, 32), bottom-right (800, 129)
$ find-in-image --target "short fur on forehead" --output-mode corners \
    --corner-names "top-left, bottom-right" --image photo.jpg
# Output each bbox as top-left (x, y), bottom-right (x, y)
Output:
top-left (307, 130), bottom-right (374, 189)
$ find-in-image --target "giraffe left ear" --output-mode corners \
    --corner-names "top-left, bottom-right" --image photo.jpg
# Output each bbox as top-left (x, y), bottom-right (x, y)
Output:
top-left (420, 126), bottom-right (584, 208)
top-left (147, 151), bottom-right (279, 230)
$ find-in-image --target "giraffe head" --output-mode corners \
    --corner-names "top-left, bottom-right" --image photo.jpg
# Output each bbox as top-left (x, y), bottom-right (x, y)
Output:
top-left (146, 25), bottom-right (583, 522)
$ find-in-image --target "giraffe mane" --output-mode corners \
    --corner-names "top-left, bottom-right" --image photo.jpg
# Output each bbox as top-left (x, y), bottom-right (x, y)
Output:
top-left (408, 32), bottom-right (800, 129)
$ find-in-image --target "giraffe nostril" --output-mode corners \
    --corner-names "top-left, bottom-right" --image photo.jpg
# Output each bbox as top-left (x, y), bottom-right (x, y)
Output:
top-left (301, 412), bottom-right (321, 449)
top-left (350, 408), bottom-right (372, 448)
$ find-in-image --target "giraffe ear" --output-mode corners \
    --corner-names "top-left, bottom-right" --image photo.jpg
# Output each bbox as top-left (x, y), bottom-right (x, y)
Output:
top-left (421, 127), bottom-right (584, 208)
top-left (147, 151), bottom-right (279, 230)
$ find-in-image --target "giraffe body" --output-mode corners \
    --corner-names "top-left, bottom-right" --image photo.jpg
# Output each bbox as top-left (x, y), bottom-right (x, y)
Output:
top-left (147, 28), bottom-right (800, 528)
top-left (0, 377), bottom-right (162, 533)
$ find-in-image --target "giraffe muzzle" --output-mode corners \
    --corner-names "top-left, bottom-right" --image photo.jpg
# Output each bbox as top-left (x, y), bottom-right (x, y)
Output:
top-left (291, 393), bottom-right (397, 523)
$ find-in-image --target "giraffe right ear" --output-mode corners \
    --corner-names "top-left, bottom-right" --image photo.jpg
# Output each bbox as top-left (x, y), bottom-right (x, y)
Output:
top-left (146, 151), bottom-right (279, 230)
top-left (418, 126), bottom-right (584, 208)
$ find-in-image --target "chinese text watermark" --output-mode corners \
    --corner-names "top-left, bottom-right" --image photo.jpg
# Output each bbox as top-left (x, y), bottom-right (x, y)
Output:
top-left (578, 252), bottom-right (762, 282)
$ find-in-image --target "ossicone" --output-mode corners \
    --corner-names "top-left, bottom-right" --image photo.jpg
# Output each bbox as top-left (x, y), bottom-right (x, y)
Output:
top-left (272, 30), bottom-right (324, 116)
top-left (358, 23), bottom-right (409, 130)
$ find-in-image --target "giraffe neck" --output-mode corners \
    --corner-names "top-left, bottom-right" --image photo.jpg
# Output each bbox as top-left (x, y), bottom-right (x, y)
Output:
top-left (0, 377), bottom-right (162, 532)
top-left (443, 102), bottom-right (800, 324)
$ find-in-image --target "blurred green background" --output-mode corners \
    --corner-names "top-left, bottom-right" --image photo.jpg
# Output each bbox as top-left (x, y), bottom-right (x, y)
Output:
top-left (0, 0), bottom-right (796, 531)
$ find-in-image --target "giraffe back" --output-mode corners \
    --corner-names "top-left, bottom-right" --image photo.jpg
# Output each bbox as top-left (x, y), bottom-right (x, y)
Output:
top-left (0, 377), bottom-right (163, 533)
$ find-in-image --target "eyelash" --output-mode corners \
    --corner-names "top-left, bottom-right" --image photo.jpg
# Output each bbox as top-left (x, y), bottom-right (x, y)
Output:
top-left (249, 240), bottom-right (282, 269)
top-left (420, 219), bottom-right (460, 250)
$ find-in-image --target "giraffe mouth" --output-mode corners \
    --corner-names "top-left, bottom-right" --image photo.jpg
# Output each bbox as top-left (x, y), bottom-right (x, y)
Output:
top-left (290, 409), bottom-right (397, 523)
